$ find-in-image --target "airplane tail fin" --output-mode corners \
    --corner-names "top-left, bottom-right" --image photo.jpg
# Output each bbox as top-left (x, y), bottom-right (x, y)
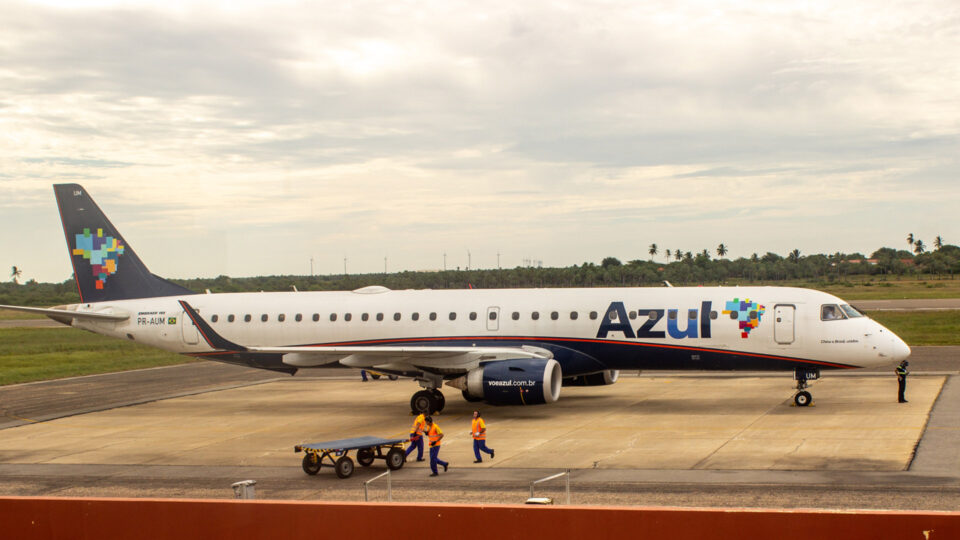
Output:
top-left (54, 184), bottom-right (197, 303)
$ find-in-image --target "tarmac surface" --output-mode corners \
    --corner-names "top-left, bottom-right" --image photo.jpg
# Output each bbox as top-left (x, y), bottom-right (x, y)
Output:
top-left (2, 347), bottom-right (960, 510)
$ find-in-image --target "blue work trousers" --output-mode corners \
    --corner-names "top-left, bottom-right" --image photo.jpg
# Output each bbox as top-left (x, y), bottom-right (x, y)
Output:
top-left (429, 445), bottom-right (448, 474)
top-left (406, 435), bottom-right (424, 460)
top-left (473, 439), bottom-right (493, 460)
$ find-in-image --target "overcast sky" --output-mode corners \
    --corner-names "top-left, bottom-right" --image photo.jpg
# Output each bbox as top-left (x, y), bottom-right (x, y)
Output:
top-left (2, 0), bottom-right (958, 283)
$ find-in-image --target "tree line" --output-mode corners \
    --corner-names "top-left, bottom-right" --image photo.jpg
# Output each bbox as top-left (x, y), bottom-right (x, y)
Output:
top-left (3, 243), bottom-right (958, 308)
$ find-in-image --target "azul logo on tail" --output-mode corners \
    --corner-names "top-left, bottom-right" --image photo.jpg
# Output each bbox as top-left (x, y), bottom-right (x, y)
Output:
top-left (72, 227), bottom-right (125, 290)
top-left (596, 298), bottom-right (766, 341)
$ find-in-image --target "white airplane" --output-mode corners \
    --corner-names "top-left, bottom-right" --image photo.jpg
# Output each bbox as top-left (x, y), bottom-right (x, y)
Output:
top-left (2, 184), bottom-right (911, 413)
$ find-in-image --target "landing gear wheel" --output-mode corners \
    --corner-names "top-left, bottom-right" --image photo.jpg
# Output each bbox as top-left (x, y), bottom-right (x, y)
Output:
top-left (431, 389), bottom-right (446, 412)
top-left (411, 390), bottom-right (438, 415)
top-left (386, 448), bottom-right (405, 470)
top-left (302, 454), bottom-right (321, 475)
top-left (335, 456), bottom-right (355, 478)
top-left (357, 448), bottom-right (375, 467)
top-left (794, 391), bottom-right (812, 407)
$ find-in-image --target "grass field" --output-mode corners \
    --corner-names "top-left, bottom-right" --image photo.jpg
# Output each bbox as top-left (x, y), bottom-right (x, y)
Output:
top-left (0, 310), bottom-right (956, 386)
top-left (0, 328), bottom-right (191, 386)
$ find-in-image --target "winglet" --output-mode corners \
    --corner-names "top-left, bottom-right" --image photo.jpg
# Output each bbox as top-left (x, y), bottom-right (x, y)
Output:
top-left (178, 300), bottom-right (247, 351)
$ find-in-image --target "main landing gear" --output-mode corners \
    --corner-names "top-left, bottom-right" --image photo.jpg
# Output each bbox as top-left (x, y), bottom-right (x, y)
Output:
top-left (793, 367), bottom-right (820, 407)
top-left (410, 387), bottom-right (446, 415)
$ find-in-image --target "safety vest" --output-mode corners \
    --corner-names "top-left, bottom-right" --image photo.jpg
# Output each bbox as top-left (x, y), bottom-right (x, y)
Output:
top-left (427, 424), bottom-right (443, 447)
top-left (471, 418), bottom-right (486, 440)
top-left (896, 366), bottom-right (908, 378)
top-left (411, 414), bottom-right (425, 436)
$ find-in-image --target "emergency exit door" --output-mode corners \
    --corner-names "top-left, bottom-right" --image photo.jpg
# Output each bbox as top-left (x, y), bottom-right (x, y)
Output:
top-left (181, 311), bottom-right (199, 345)
top-left (486, 306), bottom-right (500, 331)
top-left (774, 304), bottom-right (795, 344)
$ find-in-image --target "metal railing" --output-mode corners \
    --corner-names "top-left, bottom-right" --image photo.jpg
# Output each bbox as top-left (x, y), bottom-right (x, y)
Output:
top-left (528, 470), bottom-right (570, 505)
top-left (364, 470), bottom-right (392, 502)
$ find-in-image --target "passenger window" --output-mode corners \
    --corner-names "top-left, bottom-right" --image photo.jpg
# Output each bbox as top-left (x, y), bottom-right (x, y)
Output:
top-left (688, 310), bottom-right (697, 320)
top-left (551, 311), bottom-right (559, 320)
top-left (394, 312), bottom-right (401, 321)
top-left (648, 311), bottom-right (659, 320)
top-left (345, 313), bottom-right (352, 322)
top-left (361, 313), bottom-right (369, 321)
top-left (512, 312), bottom-right (519, 320)
top-left (227, 314), bottom-right (235, 323)
top-left (377, 313), bottom-right (384, 321)
top-left (589, 311), bottom-right (598, 320)
top-left (749, 311), bottom-right (758, 320)
top-left (532, 311), bottom-right (540, 320)
top-left (412, 312), bottom-right (419, 321)
top-left (329, 313), bottom-right (337, 322)
top-left (608, 311), bottom-right (617, 321)
top-left (295, 314), bottom-right (303, 322)
top-left (821, 304), bottom-right (845, 321)
top-left (668, 311), bottom-right (677, 320)
top-left (278, 314), bottom-right (286, 322)
top-left (449, 312), bottom-right (457, 321)
top-left (470, 312), bottom-right (478, 321)
top-left (710, 311), bottom-right (718, 320)
top-left (211, 315), bottom-right (219, 323)
top-left (430, 312), bottom-right (437, 321)
top-left (312, 314), bottom-right (319, 322)
top-left (570, 311), bottom-right (578, 320)
top-left (244, 314), bottom-right (251, 322)
top-left (629, 311), bottom-right (637, 320)
top-left (261, 314), bottom-right (268, 322)
top-left (489, 312), bottom-right (497, 320)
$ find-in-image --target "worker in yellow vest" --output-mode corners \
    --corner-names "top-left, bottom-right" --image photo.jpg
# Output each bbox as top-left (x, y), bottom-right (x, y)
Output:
top-left (470, 410), bottom-right (495, 463)
top-left (405, 412), bottom-right (426, 462)
top-left (424, 416), bottom-right (448, 477)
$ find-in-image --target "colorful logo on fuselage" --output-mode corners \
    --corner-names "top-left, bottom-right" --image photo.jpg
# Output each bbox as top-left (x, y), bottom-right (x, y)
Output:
top-left (72, 227), bottom-right (125, 290)
top-left (723, 298), bottom-right (765, 338)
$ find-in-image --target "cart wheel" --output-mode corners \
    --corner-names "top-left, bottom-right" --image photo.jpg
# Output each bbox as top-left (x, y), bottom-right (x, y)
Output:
top-left (335, 456), bottom-right (355, 478)
top-left (386, 448), bottom-right (405, 470)
top-left (357, 447), bottom-right (375, 467)
top-left (388, 375), bottom-right (399, 381)
top-left (371, 373), bottom-right (381, 380)
top-left (302, 453), bottom-right (321, 475)
top-left (795, 391), bottom-right (812, 407)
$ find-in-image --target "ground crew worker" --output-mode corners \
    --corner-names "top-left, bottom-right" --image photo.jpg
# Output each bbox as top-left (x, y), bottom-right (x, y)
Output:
top-left (896, 360), bottom-right (909, 403)
top-left (405, 412), bottom-right (426, 462)
top-left (470, 410), bottom-right (494, 463)
top-left (424, 416), bottom-right (448, 477)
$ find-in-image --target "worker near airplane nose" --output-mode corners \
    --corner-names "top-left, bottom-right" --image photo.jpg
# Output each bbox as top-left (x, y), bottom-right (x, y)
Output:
top-left (896, 360), bottom-right (909, 403)
top-left (425, 416), bottom-right (448, 477)
top-left (470, 410), bottom-right (495, 463)
top-left (406, 412), bottom-right (426, 462)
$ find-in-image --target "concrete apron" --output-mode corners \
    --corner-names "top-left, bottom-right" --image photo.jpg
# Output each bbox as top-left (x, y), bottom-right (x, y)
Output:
top-left (0, 376), bottom-right (942, 472)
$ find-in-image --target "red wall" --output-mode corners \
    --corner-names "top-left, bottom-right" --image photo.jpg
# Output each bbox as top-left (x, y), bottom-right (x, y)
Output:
top-left (2, 497), bottom-right (957, 540)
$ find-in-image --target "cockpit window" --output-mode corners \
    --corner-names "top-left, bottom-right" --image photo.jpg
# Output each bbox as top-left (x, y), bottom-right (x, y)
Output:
top-left (840, 304), bottom-right (864, 318)
top-left (820, 304), bottom-right (846, 321)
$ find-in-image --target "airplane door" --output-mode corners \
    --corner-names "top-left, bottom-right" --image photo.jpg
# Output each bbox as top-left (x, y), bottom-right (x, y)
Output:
top-left (181, 311), bottom-right (199, 345)
top-left (774, 305), bottom-right (795, 344)
top-left (486, 306), bottom-right (500, 331)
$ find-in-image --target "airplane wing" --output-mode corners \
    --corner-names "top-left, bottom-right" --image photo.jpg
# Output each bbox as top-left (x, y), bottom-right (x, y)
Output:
top-left (0, 304), bottom-right (130, 323)
top-left (178, 300), bottom-right (552, 375)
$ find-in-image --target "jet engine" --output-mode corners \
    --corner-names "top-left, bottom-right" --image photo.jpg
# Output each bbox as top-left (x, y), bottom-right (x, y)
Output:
top-left (563, 369), bottom-right (620, 387)
top-left (447, 358), bottom-right (562, 406)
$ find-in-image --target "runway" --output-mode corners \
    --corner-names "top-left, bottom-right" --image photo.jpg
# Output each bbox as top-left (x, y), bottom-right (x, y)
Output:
top-left (2, 348), bottom-right (960, 510)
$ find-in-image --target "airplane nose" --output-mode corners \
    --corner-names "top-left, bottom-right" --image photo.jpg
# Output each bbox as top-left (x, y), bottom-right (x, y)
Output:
top-left (891, 336), bottom-right (911, 362)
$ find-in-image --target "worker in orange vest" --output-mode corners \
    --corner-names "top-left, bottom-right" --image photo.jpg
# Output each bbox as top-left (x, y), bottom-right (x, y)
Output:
top-left (405, 412), bottom-right (426, 462)
top-left (470, 410), bottom-right (495, 463)
top-left (424, 416), bottom-right (448, 477)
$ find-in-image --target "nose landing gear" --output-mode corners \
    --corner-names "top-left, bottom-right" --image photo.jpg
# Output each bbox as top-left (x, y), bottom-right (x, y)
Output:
top-left (793, 368), bottom-right (819, 407)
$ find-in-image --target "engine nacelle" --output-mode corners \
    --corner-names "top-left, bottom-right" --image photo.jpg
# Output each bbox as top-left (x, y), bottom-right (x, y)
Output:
top-left (563, 369), bottom-right (620, 387)
top-left (449, 358), bottom-right (562, 406)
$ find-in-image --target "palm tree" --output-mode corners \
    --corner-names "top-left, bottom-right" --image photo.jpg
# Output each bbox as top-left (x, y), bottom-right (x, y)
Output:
top-left (716, 243), bottom-right (727, 258)
top-left (907, 233), bottom-right (914, 248)
top-left (648, 244), bottom-right (657, 260)
top-left (665, 249), bottom-right (672, 261)
top-left (10, 266), bottom-right (22, 284)
top-left (674, 249), bottom-right (682, 262)
top-left (935, 235), bottom-right (943, 250)
top-left (914, 240), bottom-right (926, 254)
top-left (789, 249), bottom-right (801, 263)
